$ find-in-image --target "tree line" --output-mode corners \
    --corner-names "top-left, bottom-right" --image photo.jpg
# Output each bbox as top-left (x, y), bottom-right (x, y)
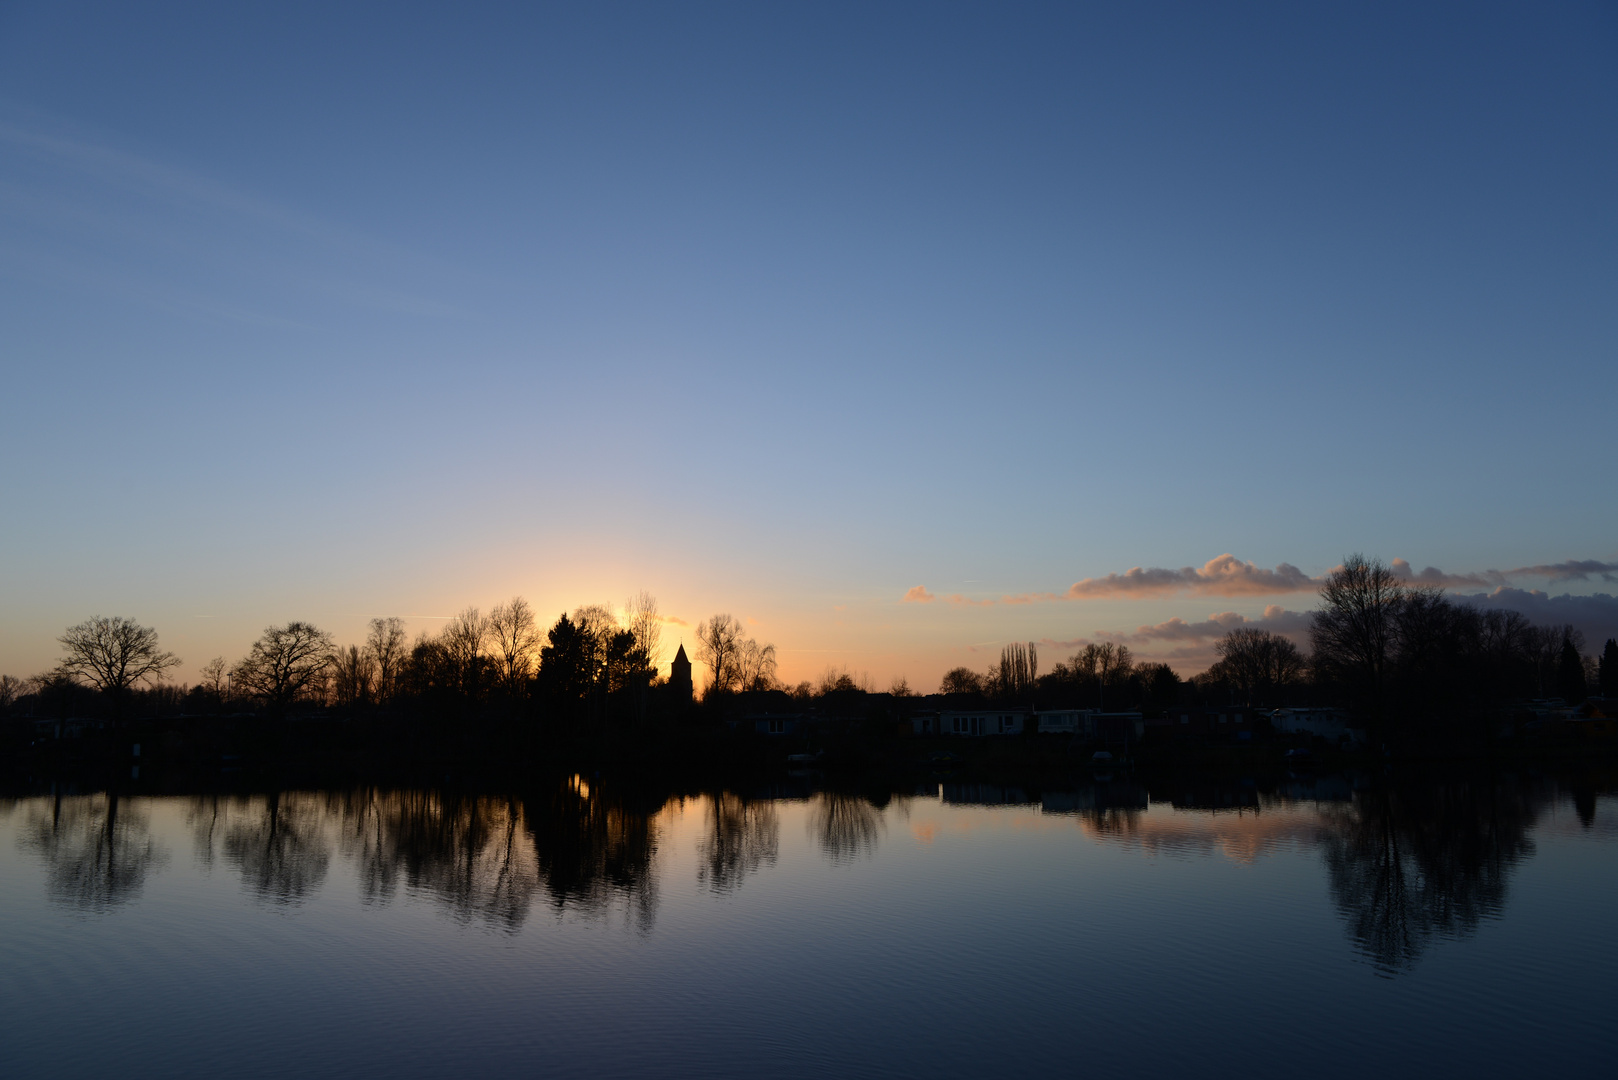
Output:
top-left (6, 556), bottom-right (1615, 745)
top-left (935, 554), bottom-right (1616, 739)
top-left (1, 592), bottom-right (800, 737)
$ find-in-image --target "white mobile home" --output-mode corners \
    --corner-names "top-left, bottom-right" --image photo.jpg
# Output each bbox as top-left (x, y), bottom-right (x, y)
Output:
top-left (940, 710), bottom-right (1026, 736)
top-left (1034, 709), bottom-right (1092, 734)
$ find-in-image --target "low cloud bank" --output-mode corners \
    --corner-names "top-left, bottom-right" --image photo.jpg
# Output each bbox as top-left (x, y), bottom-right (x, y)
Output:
top-left (903, 554), bottom-right (1618, 607)
top-left (1097, 605), bottom-right (1313, 646)
top-left (1453, 588), bottom-right (1618, 647)
top-left (1065, 555), bottom-right (1317, 599)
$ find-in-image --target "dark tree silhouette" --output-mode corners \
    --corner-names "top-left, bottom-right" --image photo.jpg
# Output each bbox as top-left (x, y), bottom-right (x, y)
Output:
top-left (232, 621), bottom-right (335, 717)
top-left (56, 616), bottom-right (179, 720)
top-left (1558, 633), bottom-right (1588, 702)
top-left (538, 613), bottom-right (594, 707)
top-left (939, 666), bottom-right (983, 695)
top-left (1211, 628), bottom-right (1306, 706)
top-left (365, 616), bottom-right (408, 704)
top-left (439, 607), bottom-right (491, 702)
top-left (696, 613), bottom-right (745, 696)
top-left (488, 597), bottom-right (540, 694)
top-left (330, 644), bottom-right (375, 707)
top-left (995, 642), bottom-right (1037, 700)
top-left (1602, 638), bottom-right (1618, 697)
top-left (1310, 555), bottom-right (1405, 731)
top-left (624, 591), bottom-right (664, 673)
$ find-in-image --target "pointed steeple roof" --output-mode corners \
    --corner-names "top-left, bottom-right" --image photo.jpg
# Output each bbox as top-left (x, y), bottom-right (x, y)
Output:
top-left (673, 643), bottom-right (689, 663)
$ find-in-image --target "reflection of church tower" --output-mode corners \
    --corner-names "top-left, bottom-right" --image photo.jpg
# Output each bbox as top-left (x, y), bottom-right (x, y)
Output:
top-left (669, 644), bottom-right (693, 707)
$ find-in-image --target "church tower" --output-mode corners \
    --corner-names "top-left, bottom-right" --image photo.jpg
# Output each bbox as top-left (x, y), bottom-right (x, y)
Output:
top-left (669, 643), bottom-right (693, 706)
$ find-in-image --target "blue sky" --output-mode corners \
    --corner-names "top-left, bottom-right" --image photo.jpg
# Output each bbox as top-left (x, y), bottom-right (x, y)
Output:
top-left (2, 1), bottom-right (1615, 685)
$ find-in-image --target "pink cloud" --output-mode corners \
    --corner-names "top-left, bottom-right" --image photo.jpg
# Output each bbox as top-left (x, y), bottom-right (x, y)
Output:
top-left (901, 586), bottom-right (935, 604)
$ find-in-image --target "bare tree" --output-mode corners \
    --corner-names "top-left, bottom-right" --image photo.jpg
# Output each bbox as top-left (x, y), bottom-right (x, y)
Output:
top-left (696, 614), bottom-right (745, 696)
top-left (1311, 554), bottom-right (1405, 728)
top-left (736, 639), bottom-right (779, 692)
top-left (330, 645), bottom-right (376, 708)
top-left (0, 673), bottom-right (25, 716)
top-left (232, 622), bottom-right (335, 717)
top-left (56, 616), bottom-right (180, 720)
top-left (440, 607), bottom-right (491, 699)
top-left (488, 597), bottom-right (540, 691)
top-left (815, 665), bottom-right (870, 694)
top-left (624, 591), bottom-right (664, 673)
top-left (1212, 628), bottom-right (1306, 706)
top-left (198, 657), bottom-right (228, 698)
top-left (888, 675), bottom-right (913, 697)
top-left (364, 617), bottom-right (408, 703)
top-left (1095, 642), bottom-right (1133, 708)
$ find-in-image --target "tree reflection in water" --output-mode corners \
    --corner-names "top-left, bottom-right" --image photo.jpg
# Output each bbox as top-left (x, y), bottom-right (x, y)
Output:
top-left (699, 792), bottom-right (779, 893)
top-left (1320, 777), bottom-right (1542, 974)
top-left (18, 793), bottom-right (167, 911)
top-left (809, 792), bottom-right (883, 863)
top-left (525, 775), bottom-right (661, 932)
top-left (222, 792), bottom-right (332, 906)
top-left (335, 789), bottom-right (540, 932)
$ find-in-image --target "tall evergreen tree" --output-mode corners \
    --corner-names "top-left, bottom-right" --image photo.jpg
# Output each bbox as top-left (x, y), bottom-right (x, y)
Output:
top-left (1557, 636), bottom-right (1587, 702)
top-left (1601, 638), bottom-right (1618, 698)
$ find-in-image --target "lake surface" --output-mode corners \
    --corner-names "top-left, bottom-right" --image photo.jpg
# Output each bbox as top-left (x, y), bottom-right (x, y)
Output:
top-left (2, 771), bottom-right (1615, 1078)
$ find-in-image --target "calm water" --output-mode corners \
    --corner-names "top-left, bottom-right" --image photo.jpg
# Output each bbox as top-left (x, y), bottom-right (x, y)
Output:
top-left (2, 772), bottom-right (1615, 1078)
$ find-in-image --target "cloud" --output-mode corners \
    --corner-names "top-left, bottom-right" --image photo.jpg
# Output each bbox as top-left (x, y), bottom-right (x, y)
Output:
top-left (653, 613), bottom-right (689, 627)
top-left (907, 555), bottom-right (1618, 612)
top-left (1508, 560), bottom-right (1618, 584)
top-left (1389, 559), bottom-right (1498, 589)
top-left (902, 586), bottom-right (995, 607)
top-left (1390, 557), bottom-right (1618, 589)
top-left (1065, 555), bottom-right (1319, 600)
top-left (1096, 605), bottom-right (1313, 646)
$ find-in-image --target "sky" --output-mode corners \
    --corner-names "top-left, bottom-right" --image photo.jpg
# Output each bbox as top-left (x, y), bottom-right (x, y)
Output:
top-left (2, 1), bottom-right (1615, 688)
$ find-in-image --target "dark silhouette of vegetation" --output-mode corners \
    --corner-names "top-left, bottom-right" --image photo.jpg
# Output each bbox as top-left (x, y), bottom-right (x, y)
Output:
top-left (6, 561), bottom-right (1610, 768)
top-left (232, 622), bottom-right (336, 718)
top-left (56, 616), bottom-right (179, 721)
top-left (939, 667), bottom-right (983, 695)
top-left (1208, 628), bottom-right (1306, 706)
